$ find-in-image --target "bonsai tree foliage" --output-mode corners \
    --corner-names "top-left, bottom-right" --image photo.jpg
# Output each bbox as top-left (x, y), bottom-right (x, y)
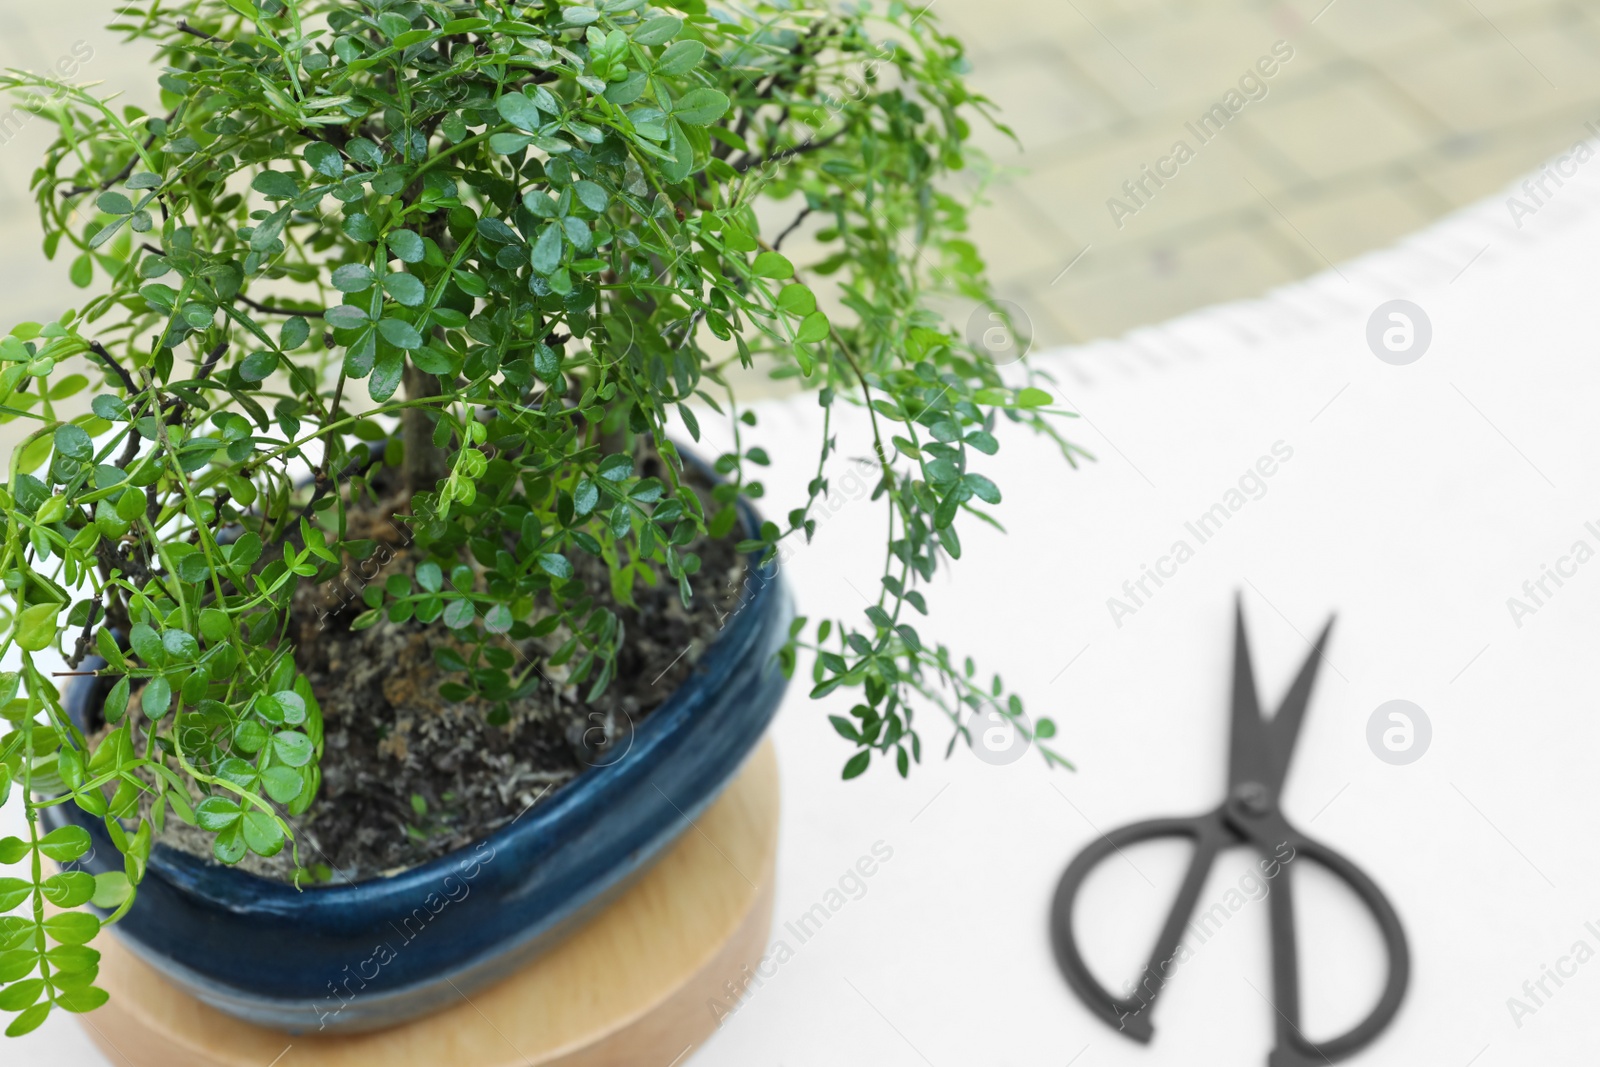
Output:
top-left (0, 0), bottom-right (1082, 1035)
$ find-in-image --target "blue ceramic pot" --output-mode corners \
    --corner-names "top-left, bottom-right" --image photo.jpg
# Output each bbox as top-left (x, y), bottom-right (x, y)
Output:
top-left (45, 523), bottom-right (791, 1033)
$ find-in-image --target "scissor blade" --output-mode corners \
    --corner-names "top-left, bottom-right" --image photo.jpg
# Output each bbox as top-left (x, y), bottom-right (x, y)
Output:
top-left (1227, 596), bottom-right (1271, 789)
top-left (1264, 615), bottom-right (1336, 794)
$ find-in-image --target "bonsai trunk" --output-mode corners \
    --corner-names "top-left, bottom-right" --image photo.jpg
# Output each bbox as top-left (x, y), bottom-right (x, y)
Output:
top-left (402, 365), bottom-right (452, 496)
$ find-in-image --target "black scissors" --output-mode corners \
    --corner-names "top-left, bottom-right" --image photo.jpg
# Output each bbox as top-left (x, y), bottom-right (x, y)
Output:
top-left (1049, 600), bottom-right (1409, 1065)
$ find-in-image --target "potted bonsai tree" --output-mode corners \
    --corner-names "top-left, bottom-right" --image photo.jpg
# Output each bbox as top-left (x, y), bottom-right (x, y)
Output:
top-left (0, 0), bottom-right (1078, 1039)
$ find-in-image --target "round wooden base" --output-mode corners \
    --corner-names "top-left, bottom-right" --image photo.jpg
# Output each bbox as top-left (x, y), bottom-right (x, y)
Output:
top-left (78, 741), bottom-right (779, 1067)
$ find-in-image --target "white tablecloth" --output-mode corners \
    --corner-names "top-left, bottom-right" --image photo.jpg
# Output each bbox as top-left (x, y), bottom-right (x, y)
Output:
top-left (14, 157), bottom-right (1600, 1063)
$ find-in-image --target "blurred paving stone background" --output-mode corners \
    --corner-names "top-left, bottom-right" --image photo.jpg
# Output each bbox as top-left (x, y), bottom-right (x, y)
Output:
top-left (0, 1), bottom-right (1598, 365)
top-left (947, 0), bottom-right (1600, 346)
top-left (0, 6), bottom-right (160, 325)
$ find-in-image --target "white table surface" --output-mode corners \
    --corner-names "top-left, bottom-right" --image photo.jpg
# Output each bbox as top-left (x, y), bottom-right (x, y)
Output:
top-left (12, 158), bottom-right (1600, 1064)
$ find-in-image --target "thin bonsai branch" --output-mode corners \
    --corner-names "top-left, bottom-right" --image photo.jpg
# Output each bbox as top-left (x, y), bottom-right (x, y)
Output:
top-left (87, 341), bottom-right (137, 394)
top-left (175, 19), bottom-right (225, 44)
top-left (772, 206), bottom-right (812, 252)
top-left (236, 292), bottom-right (324, 317)
top-left (732, 129), bottom-right (846, 174)
top-left (274, 441), bottom-right (380, 551)
top-left (65, 597), bottom-right (102, 669)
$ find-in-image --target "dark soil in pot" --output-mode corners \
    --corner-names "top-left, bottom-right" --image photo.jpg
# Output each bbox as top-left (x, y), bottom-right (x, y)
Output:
top-left (121, 467), bottom-right (746, 884)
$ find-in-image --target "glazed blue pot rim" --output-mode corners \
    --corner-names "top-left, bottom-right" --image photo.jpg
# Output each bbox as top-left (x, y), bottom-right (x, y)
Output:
top-left (90, 465), bottom-right (781, 911)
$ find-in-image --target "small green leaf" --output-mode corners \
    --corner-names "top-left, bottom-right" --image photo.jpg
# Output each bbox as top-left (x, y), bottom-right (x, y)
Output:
top-left (383, 273), bottom-right (426, 306)
top-left (91, 872), bottom-right (132, 909)
top-left (42, 871), bottom-right (96, 908)
top-left (442, 599), bottom-right (474, 628)
top-left (161, 629), bottom-right (198, 660)
top-left (275, 690), bottom-right (307, 725)
top-left (141, 675), bottom-right (172, 719)
top-left (239, 350), bottom-right (278, 381)
top-left (242, 810), bottom-right (285, 857)
top-left (342, 213), bottom-right (379, 242)
top-left (522, 190), bottom-right (557, 218)
top-left (0, 878), bottom-right (29, 911)
top-left (794, 311), bottom-right (830, 344)
top-left (281, 316), bottom-right (311, 349)
top-left (42, 911), bottom-right (100, 947)
top-left (255, 692), bottom-right (286, 725)
top-left (573, 478), bottom-right (599, 516)
top-left (657, 39), bottom-right (705, 76)
top-left (91, 394), bottom-right (127, 421)
top-left (55, 986), bottom-right (110, 1014)
top-left (233, 719), bottom-right (268, 754)
top-left (369, 348), bottom-right (404, 402)
top-left (605, 71), bottom-right (648, 105)
top-left (5, 1002), bottom-right (50, 1037)
top-left (597, 453), bottom-right (633, 481)
top-left (213, 823), bottom-right (247, 865)
top-left (661, 120), bottom-right (692, 184)
top-left (261, 766), bottom-right (303, 804)
top-left (672, 87), bottom-right (729, 126)
top-left (496, 91), bottom-right (542, 132)
top-left (251, 206), bottom-right (291, 251)
top-left (304, 141), bottom-right (344, 178)
top-left (199, 607), bottom-right (231, 642)
top-left (96, 191), bottom-right (133, 215)
top-left (103, 676), bottom-right (130, 724)
top-left (48, 946), bottom-right (101, 976)
top-left (531, 224), bottom-right (563, 275)
top-left (0, 950), bottom-right (34, 983)
top-left (964, 473), bottom-right (1001, 504)
top-left (273, 730), bottom-right (314, 767)
top-left (15, 602), bottom-right (60, 652)
top-left (751, 251), bottom-right (793, 279)
top-left (324, 304), bottom-right (369, 329)
top-left (251, 171), bottom-right (299, 199)
top-left (331, 263), bottom-right (375, 292)
top-left (489, 132), bottom-right (534, 155)
top-left (54, 423), bottom-right (92, 461)
top-left (388, 229), bottom-right (425, 263)
top-left (777, 283), bottom-right (815, 316)
top-left (377, 319), bottom-right (422, 349)
top-left (194, 796), bottom-right (242, 831)
top-left (573, 180), bottom-right (608, 213)
top-left (633, 15), bottom-right (682, 45)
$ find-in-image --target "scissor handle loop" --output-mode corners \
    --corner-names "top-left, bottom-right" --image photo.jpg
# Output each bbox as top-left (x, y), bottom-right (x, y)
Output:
top-left (1048, 813), bottom-right (1231, 1042)
top-left (1262, 828), bottom-right (1410, 1066)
